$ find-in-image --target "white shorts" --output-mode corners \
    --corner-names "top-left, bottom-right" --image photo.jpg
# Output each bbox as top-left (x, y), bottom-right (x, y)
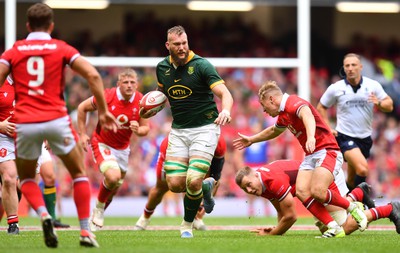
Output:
top-left (92, 142), bottom-right (130, 173)
top-left (167, 123), bottom-right (220, 160)
top-left (299, 149), bottom-right (343, 174)
top-left (333, 166), bottom-right (349, 197)
top-left (35, 143), bottom-right (53, 174)
top-left (16, 116), bottom-right (77, 160)
top-left (0, 134), bottom-right (15, 162)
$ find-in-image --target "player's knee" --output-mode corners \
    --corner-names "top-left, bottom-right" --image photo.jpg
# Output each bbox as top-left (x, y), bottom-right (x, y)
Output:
top-left (295, 187), bottom-right (309, 202)
top-left (167, 177), bottom-right (186, 193)
top-left (356, 167), bottom-right (369, 177)
top-left (186, 178), bottom-right (203, 194)
top-left (310, 186), bottom-right (326, 202)
top-left (1, 175), bottom-right (17, 189)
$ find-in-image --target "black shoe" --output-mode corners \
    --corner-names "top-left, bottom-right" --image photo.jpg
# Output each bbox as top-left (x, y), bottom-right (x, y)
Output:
top-left (7, 223), bottom-right (19, 235)
top-left (53, 219), bottom-right (70, 228)
top-left (42, 215), bottom-right (58, 248)
top-left (356, 182), bottom-right (375, 209)
top-left (389, 201), bottom-right (400, 234)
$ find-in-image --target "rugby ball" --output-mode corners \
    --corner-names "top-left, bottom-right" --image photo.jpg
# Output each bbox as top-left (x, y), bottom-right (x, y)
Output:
top-left (139, 90), bottom-right (167, 113)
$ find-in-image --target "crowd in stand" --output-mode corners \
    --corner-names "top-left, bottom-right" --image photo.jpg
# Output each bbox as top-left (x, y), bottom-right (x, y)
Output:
top-left (4, 13), bottom-right (400, 203)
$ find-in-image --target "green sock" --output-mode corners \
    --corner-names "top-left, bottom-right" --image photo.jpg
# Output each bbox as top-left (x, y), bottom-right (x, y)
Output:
top-left (43, 186), bottom-right (57, 220)
top-left (183, 193), bottom-right (202, 222)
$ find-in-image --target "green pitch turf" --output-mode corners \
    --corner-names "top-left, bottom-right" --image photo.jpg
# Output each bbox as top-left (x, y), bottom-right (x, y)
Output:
top-left (0, 217), bottom-right (397, 253)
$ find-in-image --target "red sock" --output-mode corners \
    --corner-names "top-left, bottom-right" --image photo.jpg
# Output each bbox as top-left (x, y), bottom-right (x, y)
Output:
top-left (369, 204), bottom-right (393, 220)
top-left (7, 215), bottom-right (19, 224)
top-left (303, 197), bottom-right (334, 225)
top-left (104, 188), bottom-right (118, 210)
top-left (97, 180), bottom-right (113, 204)
top-left (144, 206), bottom-right (155, 218)
top-left (20, 179), bottom-right (46, 211)
top-left (73, 177), bottom-right (91, 219)
top-left (325, 189), bottom-right (350, 209)
top-left (0, 201), bottom-right (4, 221)
top-left (348, 188), bottom-right (363, 202)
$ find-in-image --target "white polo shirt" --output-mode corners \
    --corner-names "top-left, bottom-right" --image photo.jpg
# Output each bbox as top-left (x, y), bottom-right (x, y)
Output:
top-left (319, 76), bottom-right (388, 138)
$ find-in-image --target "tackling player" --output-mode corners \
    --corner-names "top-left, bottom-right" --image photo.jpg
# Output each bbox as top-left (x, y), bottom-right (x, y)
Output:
top-left (233, 80), bottom-right (367, 238)
top-left (235, 160), bottom-right (400, 236)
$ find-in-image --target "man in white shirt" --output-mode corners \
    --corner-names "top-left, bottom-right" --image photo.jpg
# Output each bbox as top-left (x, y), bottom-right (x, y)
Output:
top-left (317, 53), bottom-right (393, 191)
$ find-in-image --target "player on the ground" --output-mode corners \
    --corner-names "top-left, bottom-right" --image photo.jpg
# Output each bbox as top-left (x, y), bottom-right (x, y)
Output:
top-left (134, 135), bottom-right (226, 230)
top-left (0, 78), bottom-right (19, 235)
top-left (235, 160), bottom-right (400, 236)
top-left (0, 3), bottom-right (117, 248)
top-left (233, 80), bottom-right (367, 238)
top-left (77, 68), bottom-right (150, 231)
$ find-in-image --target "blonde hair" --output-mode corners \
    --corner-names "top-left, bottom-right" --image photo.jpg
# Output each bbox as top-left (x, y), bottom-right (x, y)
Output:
top-left (118, 68), bottom-right (137, 81)
top-left (258, 80), bottom-right (283, 102)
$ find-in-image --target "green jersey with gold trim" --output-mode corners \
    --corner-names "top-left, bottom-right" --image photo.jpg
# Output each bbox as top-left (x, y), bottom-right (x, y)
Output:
top-left (156, 51), bottom-right (224, 129)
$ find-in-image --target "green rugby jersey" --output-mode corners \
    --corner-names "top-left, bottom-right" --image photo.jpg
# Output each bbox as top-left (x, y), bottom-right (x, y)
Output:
top-left (156, 51), bottom-right (224, 129)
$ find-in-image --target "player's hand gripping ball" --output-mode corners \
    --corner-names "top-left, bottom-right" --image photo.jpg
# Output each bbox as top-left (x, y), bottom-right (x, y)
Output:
top-left (139, 90), bottom-right (167, 118)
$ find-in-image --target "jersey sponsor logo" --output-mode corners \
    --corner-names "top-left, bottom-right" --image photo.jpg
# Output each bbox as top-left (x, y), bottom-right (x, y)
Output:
top-left (17, 43), bottom-right (57, 51)
top-left (174, 79), bottom-right (181, 82)
top-left (167, 85), bottom-right (192, 99)
top-left (187, 66), bottom-right (194, 75)
top-left (117, 114), bottom-right (129, 125)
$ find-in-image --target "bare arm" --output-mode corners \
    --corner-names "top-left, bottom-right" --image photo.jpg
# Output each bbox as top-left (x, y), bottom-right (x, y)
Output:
top-left (76, 98), bottom-right (96, 152)
top-left (368, 94), bottom-right (394, 113)
top-left (251, 195), bottom-right (297, 236)
top-left (130, 117), bottom-right (150, 137)
top-left (0, 63), bottom-right (10, 87)
top-left (70, 57), bottom-right (117, 133)
top-left (212, 83), bottom-right (234, 125)
top-left (232, 125), bottom-right (284, 150)
top-left (298, 106), bottom-right (316, 153)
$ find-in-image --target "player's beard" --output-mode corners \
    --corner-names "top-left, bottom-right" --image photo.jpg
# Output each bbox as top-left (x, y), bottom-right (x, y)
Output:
top-left (171, 50), bottom-right (188, 66)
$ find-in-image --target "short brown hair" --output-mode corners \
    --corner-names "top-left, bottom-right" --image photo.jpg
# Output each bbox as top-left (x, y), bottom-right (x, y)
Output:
top-left (167, 25), bottom-right (186, 39)
top-left (343, 53), bottom-right (361, 62)
top-left (235, 166), bottom-right (253, 187)
top-left (27, 3), bottom-right (53, 31)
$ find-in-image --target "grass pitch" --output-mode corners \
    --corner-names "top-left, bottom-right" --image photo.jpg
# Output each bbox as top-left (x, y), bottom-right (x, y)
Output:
top-left (0, 216), bottom-right (397, 253)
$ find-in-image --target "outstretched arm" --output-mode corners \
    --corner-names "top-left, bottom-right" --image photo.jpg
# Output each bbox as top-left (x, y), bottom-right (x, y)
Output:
top-left (233, 125), bottom-right (284, 150)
